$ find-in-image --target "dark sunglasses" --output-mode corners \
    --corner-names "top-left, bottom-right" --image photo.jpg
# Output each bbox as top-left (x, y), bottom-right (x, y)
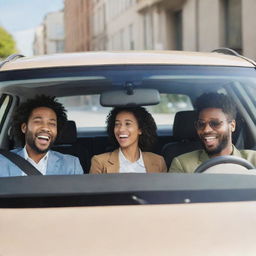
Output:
top-left (194, 120), bottom-right (227, 130)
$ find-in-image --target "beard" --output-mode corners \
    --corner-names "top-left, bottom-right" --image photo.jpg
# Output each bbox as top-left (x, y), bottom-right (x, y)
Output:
top-left (25, 131), bottom-right (55, 154)
top-left (201, 132), bottom-right (230, 157)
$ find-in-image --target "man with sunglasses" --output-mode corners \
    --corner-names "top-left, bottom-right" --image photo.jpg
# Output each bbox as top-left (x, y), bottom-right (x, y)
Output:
top-left (169, 92), bottom-right (256, 173)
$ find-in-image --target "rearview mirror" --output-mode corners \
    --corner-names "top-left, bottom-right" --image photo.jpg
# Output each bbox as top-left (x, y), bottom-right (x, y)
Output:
top-left (100, 89), bottom-right (160, 107)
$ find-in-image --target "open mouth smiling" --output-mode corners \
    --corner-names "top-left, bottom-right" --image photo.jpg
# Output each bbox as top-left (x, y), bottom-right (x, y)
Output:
top-left (203, 136), bottom-right (217, 142)
top-left (119, 134), bottom-right (128, 139)
top-left (37, 135), bottom-right (50, 142)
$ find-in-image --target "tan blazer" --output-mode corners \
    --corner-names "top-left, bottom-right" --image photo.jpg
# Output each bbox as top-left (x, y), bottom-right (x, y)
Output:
top-left (90, 149), bottom-right (167, 174)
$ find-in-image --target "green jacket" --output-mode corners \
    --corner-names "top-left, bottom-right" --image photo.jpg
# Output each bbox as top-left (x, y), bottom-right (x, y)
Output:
top-left (169, 146), bottom-right (256, 173)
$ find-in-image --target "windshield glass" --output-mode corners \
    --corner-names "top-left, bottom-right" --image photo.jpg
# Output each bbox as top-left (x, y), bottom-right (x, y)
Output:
top-left (52, 65), bottom-right (256, 129)
top-left (0, 64), bottom-right (256, 208)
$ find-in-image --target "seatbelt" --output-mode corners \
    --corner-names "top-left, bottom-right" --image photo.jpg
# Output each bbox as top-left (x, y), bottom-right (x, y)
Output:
top-left (0, 149), bottom-right (43, 176)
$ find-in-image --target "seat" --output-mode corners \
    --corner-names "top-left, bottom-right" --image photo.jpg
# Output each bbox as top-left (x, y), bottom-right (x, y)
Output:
top-left (54, 120), bottom-right (77, 145)
top-left (52, 120), bottom-right (88, 173)
top-left (161, 110), bottom-right (202, 169)
top-left (232, 114), bottom-right (245, 149)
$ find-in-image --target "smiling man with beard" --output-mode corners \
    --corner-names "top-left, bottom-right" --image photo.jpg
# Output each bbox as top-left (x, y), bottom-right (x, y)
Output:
top-left (0, 95), bottom-right (84, 176)
top-left (169, 92), bottom-right (256, 173)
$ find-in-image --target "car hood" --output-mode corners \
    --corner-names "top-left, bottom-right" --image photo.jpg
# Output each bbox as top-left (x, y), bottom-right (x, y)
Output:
top-left (1, 201), bottom-right (256, 255)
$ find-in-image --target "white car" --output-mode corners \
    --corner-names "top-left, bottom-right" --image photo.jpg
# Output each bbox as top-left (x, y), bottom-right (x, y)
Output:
top-left (1, 49), bottom-right (256, 255)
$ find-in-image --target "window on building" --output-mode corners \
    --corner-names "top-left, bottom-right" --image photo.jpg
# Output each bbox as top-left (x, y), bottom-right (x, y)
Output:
top-left (174, 10), bottom-right (182, 50)
top-left (120, 29), bottom-right (124, 50)
top-left (129, 24), bottom-right (134, 50)
top-left (143, 10), bottom-right (154, 50)
top-left (224, 0), bottom-right (242, 53)
top-left (102, 3), bottom-right (106, 32)
top-left (56, 40), bottom-right (64, 53)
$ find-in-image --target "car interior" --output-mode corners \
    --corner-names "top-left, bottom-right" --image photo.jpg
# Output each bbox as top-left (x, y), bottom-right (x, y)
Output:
top-left (47, 109), bottom-right (251, 173)
top-left (1, 63), bottom-right (256, 174)
top-left (2, 94), bottom-right (251, 174)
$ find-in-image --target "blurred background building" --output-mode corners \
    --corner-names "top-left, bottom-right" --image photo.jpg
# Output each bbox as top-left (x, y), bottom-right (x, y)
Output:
top-left (64, 0), bottom-right (91, 52)
top-left (32, 0), bottom-right (256, 60)
top-left (33, 25), bottom-right (45, 55)
top-left (33, 10), bottom-right (65, 55)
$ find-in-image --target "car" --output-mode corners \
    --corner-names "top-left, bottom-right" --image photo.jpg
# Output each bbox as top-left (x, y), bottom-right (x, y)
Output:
top-left (1, 49), bottom-right (256, 255)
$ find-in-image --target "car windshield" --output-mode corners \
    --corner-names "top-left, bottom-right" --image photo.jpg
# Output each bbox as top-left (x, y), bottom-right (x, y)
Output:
top-left (54, 65), bottom-right (256, 130)
top-left (1, 62), bottom-right (256, 191)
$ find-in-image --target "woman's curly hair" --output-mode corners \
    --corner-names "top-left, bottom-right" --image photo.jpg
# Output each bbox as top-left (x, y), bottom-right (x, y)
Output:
top-left (11, 95), bottom-right (67, 146)
top-left (106, 106), bottom-right (157, 151)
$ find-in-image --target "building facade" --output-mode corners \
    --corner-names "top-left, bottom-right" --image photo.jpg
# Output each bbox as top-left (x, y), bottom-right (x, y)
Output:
top-left (33, 25), bottom-right (45, 55)
top-left (44, 11), bottom-right (65, 54)
top-left (64, 0), bottom-right (91, 52)
top-left (33, 10), bottom-right (65, 55)
top-left (105, 0), bottom-right (138, 50)
top-left (63, 0), bottom-right (256, 60)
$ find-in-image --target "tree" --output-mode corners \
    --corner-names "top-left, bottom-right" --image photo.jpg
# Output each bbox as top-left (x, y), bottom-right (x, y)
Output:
top-left (0, 26), bottom-right (17, 59)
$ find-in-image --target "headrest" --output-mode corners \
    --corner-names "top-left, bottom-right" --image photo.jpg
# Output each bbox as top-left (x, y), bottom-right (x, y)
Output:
top-left (55, 120), bottom-right (77, 144)
top-left (173, 110), bottom-right (198, 140)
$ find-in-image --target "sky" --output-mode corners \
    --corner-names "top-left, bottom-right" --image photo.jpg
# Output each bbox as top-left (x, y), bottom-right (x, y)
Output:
top-left (0, 0), bottom-right (64, 56)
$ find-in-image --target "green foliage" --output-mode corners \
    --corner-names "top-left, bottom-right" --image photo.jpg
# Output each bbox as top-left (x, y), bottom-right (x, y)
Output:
top-left (152, 94), bottom-right (171, 113)
top-left (0, 27), bottom-right (17, 59)
top-left (152, 94), bottom-right (192, 113)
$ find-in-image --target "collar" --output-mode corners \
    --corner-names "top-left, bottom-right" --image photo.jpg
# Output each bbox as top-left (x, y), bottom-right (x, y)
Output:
top-left (231, 145), bottom-right (242, 157)
top-left (23, 147), bottom-right (49, 163)
top-left (199, 144), bottom-right (240, 162)
top-left (119, 148), bottom-right (144, 167)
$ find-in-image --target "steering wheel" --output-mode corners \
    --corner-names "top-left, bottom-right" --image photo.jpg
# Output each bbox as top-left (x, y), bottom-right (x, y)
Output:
top-left (194, 155), bottom-right (255, 173)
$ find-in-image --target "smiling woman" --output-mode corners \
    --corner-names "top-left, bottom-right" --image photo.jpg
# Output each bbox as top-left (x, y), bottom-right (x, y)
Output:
top-left (89, 106), bottom-right (167, 174)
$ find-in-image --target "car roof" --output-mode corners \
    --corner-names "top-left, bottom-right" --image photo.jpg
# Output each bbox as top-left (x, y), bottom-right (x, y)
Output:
top-left (0, 50), bottom-right (255, 71)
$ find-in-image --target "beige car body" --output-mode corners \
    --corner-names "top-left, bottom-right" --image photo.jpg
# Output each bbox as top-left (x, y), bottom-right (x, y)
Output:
top-left (1, 202), bottom-right (256, 255)
top-left (1, 50), bottom-right (256, 255)
top-left (1, 50), bottom-right (254, 71)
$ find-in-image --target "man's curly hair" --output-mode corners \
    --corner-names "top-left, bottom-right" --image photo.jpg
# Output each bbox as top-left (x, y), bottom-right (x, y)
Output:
top-left (106, 106), bottom-right (157, 151)
top-left (11, 95), bottom-right (67, 146)
top-left (195, 92), bottom-right (237, 120)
